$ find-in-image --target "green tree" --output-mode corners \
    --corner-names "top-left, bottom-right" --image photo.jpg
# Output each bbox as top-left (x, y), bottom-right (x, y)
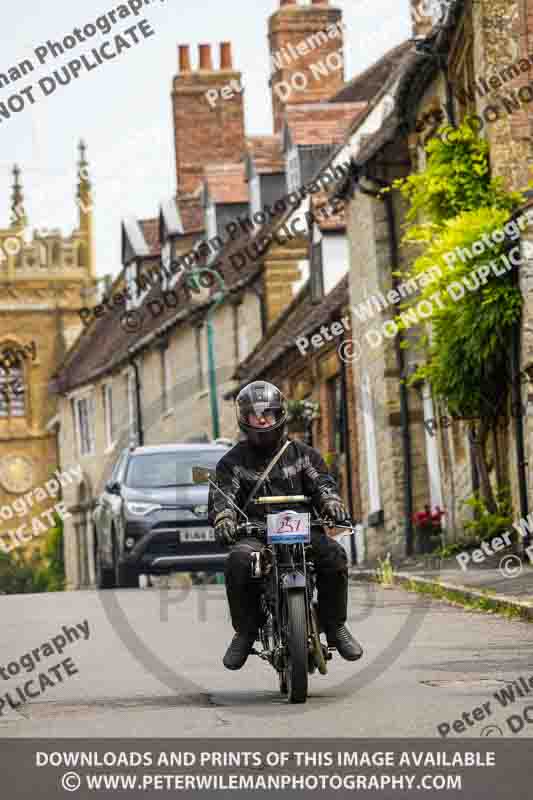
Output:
top-left (394, 119), bottom-right (527, 512)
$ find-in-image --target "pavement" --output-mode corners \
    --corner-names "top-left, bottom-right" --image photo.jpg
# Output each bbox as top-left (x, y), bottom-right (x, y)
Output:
top-left (351, 551), bottom-right (533, 618)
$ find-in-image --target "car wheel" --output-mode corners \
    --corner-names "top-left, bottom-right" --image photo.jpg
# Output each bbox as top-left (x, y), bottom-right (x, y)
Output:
top-left (113, 528), bottom-right (139, 589)
top-left (94, 529), bottom-right (115, 589)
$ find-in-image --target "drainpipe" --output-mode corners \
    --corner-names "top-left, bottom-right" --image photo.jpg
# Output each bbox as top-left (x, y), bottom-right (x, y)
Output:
top-left (340, 354), bottom-right (357, 563)
top-left (359, 175), bottom-right (415, 556)
top-left (510, 244), bottom-right (529, 542)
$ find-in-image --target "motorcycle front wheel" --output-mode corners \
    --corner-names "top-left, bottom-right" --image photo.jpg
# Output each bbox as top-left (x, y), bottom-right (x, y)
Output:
top-left (286, 589), bottom-right (309, 704)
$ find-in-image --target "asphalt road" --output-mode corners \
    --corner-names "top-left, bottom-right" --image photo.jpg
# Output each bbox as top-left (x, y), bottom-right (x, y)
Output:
top-left (2, 580), bottom-right (533, 738)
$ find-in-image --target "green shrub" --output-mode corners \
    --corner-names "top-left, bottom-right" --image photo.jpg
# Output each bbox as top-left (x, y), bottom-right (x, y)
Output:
top-left (0, 515), bottom-right (65, 595)
top-left (436, 488), bottom-right (513, 559)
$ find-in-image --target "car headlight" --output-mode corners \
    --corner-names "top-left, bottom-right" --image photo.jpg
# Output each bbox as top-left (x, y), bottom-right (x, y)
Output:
top-left (194, 505), bottom-right (208, 516)
top-left (126, 502), bottom-right (162, 516)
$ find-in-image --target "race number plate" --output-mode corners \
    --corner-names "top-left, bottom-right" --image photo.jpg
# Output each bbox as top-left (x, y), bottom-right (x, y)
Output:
top-left (267, 511), bottom-right (310, 545)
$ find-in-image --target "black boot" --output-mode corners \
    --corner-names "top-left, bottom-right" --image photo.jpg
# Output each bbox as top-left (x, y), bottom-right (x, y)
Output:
top-left (327, 625), bottom-right (363, 661)
top-left (223, 632), bottom-right (257, 670)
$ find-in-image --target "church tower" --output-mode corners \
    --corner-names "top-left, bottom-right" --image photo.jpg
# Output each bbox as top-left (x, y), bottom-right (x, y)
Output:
top-left (0, 145), bottom-right (97, 550)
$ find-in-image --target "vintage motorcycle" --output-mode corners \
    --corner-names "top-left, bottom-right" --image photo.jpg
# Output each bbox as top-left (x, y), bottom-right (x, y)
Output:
top-left (235, 494), bottom-right (354, 704)
top-left (193, 466), bottom-right (355, 704)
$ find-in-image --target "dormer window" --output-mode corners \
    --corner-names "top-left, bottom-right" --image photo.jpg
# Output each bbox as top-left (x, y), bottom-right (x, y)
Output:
top-left (250, 171), bottom-right (261, 220)
top-left (287, 146), bottom-right (301, 193)
top-left (206, 202), bottom-right (217, 241)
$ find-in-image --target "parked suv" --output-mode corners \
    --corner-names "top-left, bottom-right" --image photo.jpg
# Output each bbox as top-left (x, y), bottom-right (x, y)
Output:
top-left (93, 443), bottom-right (230, 588)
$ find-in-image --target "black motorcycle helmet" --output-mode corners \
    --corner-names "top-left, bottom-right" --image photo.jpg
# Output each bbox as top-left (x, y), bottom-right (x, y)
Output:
top-left (236, 381), bottom-right (288, 452)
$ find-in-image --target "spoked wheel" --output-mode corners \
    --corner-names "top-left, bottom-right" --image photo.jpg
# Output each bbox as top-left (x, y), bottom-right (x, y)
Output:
top-left (310, 606), bottom-right (328, 675)
top-left (286, 589), bottom-right (309, 704)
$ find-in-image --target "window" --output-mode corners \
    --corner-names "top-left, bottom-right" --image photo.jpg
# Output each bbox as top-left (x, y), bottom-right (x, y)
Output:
top-left (206, 203), bottom-right (217, 241)
top-left (75, 395), bottom-right (95, 456)
top-left (310, 225), bottom-right (325, 304)
top-left (102, 382), bottom-right (115, 448)
top-left (125, 449), bottom-right (224, 489)
top-left (160, 343), bottom-right (171, 412)
top-left (78, 243), bottom-right (86, 267)
top-left (361, 373), bottom-right (381, 514)
top-left (161, 242), bottom-right (171, 292)
top-left (0, 358), bottom-right (25, 418)
top-left (287, 146), bottom-right (301, 193)
top-left (327, 376), bottom-right (346, 455)
top-left (250, 174), bottom-right (261, 221)
top-left (126, 370), bottom-right (139, 446)
top-left (125, 260), bottom-right (150, 310)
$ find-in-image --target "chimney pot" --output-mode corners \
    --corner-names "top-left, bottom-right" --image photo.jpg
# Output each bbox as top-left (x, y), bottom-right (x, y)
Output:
top-left (198, 43), bottom-right (213, 70)
top-left (280, 0), bottom-right (297, 6)
top-left (220, 41), bottom-right (232, 70)
top-left (178, 44), bottom-right (191, 72)
top-left (311, 0), bottom-right (329, 4)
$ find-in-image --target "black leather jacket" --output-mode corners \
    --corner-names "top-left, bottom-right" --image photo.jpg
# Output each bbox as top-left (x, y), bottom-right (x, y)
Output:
top-left (208, 437), bottom-right (342, 529)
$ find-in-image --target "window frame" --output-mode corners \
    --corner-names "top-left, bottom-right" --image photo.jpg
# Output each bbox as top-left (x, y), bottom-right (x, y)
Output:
top-left (102, 381), bottom-right (115, 450)
top-left (74, 394), bottom-right (95, 457)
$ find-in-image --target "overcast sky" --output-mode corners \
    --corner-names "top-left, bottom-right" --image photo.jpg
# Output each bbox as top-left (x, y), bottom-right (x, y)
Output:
top-left (0, 0), bottom-right (410, 280)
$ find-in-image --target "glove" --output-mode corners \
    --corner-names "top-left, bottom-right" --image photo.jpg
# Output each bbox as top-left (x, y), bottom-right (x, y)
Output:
top-left (321, 496), bottom-right (348, 525)
top-left (214, 510), bottom-right (237, 546)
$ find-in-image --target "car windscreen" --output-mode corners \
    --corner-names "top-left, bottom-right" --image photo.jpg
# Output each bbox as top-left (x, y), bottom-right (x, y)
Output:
top-left (124, 450), bottom-right (225, 489)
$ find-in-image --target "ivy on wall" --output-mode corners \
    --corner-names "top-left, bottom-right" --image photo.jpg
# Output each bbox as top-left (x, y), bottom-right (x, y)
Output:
top-left (392, 118), bottom-right (529, 511)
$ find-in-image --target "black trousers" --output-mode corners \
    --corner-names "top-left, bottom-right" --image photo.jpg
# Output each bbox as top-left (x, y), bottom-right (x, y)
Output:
top-left (224, 532), bottom-right (348, 637)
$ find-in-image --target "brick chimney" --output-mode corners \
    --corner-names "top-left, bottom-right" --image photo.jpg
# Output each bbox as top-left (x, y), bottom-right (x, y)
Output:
top-left (172, 42), bottom-right (246, 197)
top-left (268, 0), bottom-right (344, 133)
top-left (410, 0), bottom-right (434, 38)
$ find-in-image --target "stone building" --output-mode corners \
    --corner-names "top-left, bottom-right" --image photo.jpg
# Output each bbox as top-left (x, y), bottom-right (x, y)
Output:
top-left (0, 145), bottom-right (96, 552)
top-left (333, 0), bottom-right (533, 561)
top-left (234, 275), bottom-right (362, 559)
top-left (53, 0), bottom-right (361, 587)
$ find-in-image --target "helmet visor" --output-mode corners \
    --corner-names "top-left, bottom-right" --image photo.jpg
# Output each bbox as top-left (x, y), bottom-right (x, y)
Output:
top-left (242, 405), bottom-right (285, 429)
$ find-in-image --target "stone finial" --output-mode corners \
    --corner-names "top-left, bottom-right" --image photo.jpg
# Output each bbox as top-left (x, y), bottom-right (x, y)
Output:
top-left (10, 164), bottom-right (26, 228)
top-left (77, 139), bottom-right (91, 191)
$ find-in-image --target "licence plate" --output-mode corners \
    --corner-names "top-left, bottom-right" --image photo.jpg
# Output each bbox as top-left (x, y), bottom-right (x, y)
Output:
top-left (267, 511), bottom-right (310, 544)
top-left (179, 528), bottom-right (215, 543)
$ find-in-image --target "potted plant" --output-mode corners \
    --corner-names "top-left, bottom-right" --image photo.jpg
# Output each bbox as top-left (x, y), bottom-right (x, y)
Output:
top-left (286, 398), bottom-right (320, 433)
top-left (413, 505), bottom-right (445, 554)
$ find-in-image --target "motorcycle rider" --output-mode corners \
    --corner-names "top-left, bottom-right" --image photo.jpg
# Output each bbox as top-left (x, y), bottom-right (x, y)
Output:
top-left (208, 380), bottom-right (363, 670)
